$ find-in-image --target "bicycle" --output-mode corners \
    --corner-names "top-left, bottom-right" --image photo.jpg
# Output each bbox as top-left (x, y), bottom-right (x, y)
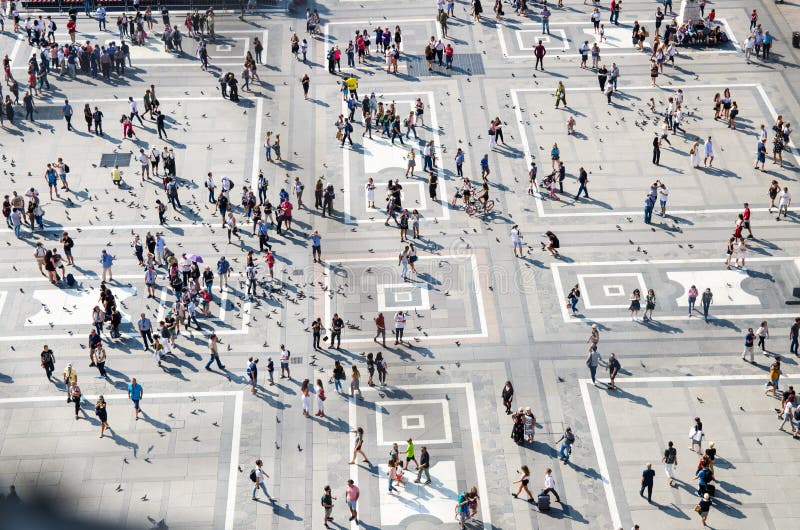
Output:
top-left (466, 195), bottom-right (494, 216)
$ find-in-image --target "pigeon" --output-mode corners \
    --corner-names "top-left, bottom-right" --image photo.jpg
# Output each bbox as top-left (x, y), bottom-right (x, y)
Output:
top-left (756, 437), bottom-right (762, 445)
top-left (141, 494), bottom-right (149, 501)
top-left (739, 406), bottom-right (745, 411)
top-left (115, 484), bottom-right (123, 492)
top-left (297, 444), bottom-right (303, 452)
top-left (193, 436), bottom-right (200, 442)
top-left (696, 396), bottom-right (704, 403)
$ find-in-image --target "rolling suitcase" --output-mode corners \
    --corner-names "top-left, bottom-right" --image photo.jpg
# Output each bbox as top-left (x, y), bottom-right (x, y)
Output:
top-left (537, 493), bottom-right (551, 511)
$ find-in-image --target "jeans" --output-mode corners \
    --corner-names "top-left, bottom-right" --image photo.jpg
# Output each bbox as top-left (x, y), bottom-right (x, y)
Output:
top-left (779, 413), bottom-right (794, 431)
top-left (588, 364), bottom-right (597, 383)
top-left (542, 19), bottom-right (550, 34)
top-left (576, 183), bottom-right (588, 197)
top-left (331, 330), bottom-right (341, 349)
top-left (205, 353), bottom-right (225, 370)
top-left (423, 156), bottom-right (432, 172)
top-left (208, 188), bottom-right (216, 203)
top-left (570, 297), bottom-right (578, 313)
top-left (702, 302), bottom-right (710, 320)
top-left (559, 443), bottom-right (571, 462)
top-left (140, 329), bottom-right (152, 349)
top-left (252, 481), bottom-right (270, 499)
top-left (688, 297), bottom-right (696, 314)
top-left (265, 146), bottom-right (272, 161)
top-left (791, 335), bottom-right (798, 354)
top-left (639, 483), bottom-right (653, 501)
top-left (333, 378), bottom-right (343, 392)
top-left (644, 205), bottom-right (653, 224)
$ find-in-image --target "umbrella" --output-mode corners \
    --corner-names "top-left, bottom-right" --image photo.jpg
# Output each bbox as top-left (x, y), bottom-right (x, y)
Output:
top-left (186, 253), bottom-right (204, 263)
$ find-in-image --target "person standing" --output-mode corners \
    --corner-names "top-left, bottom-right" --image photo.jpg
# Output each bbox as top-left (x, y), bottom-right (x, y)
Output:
top-left (533, 40), bottom-right (546, 70)
top-left (652, 135), bottom-right (661, 166)
top-left (511, 465), bottom-right (533, 500)
top-left (246, 357), bottom-right (258, 394)
top-left (776, 186), bottom-right (791, 221)
top-left (345, 479), bottom-right (360, 522)
top-left (321, 485), bottom-right (336, 528)
top-left (251, 459), bottom-right (273, 501)
top-left (742, 328), bottom-right (756, 363)
top-left (701, 288), bottom-right (713, 322)
top-left (128, 377), bottom-right (143, 420)
top-left (393, 310), bottom-right (406, 345)
top-left (330, 314), bottom-right (343, 349)
top-left (414, 446), bottom-right (431, 484)
top-left (608, 353), bottom-right (620, 390)
top-left (376, 352), bottom-right (387, 385)
top-left (639, 463), bottom-right (655, 503)
top-left (301, 73), bottom-right (310, 100)
top-left (789, 317), bottom-right (800, 356)
top-left (510, 224), bottom-right (523, 258)
top-left (95, 395), bottom-right (109, 438)
top-left (310, 231), bottom-right (322, 263)
top-left (662, 441), bottom-right (677, 486)
top-left (374, 312), bottom-right (386, 346)
top-left (280, 345), bottom-right (291, 378)
top-left (41, 345), bottom-right (55, 381)
top-left (586, 345), bottom-right (602, 385)
top-left (99, 250), bottom-right (115, 282)
top-left (542, 468), bottom-right (561, 503)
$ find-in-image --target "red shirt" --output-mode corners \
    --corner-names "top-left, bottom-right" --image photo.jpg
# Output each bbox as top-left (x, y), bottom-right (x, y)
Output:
top-left (374, 314), bottom-right (385, 330)
top-left (265, 252), bottom-right (275, 267)
top-left (743, 207), bottom-right (750, 221)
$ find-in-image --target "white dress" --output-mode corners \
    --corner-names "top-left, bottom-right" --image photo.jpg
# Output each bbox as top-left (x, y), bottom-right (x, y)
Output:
top-left (366, 182), bottom-right (375, 203)
top-left (690, 149), bottom-right (700, 168)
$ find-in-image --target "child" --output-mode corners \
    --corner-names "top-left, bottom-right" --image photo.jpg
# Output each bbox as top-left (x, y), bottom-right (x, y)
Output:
top-left (153, 336), bottom-right (164, 367)
top-left (267, 357), bottom-right (275, 385)
top-left (599, 24), bottom-right (606, 43)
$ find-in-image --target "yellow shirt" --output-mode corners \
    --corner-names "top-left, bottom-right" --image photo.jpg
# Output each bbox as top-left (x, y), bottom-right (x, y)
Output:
top-left (345, 77), bottom-right (358, 91)
top-left (111, 169), bottom-right (122, 182)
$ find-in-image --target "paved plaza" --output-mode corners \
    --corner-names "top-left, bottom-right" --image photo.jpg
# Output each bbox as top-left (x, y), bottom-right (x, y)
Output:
top-left (0, 0), bottom-right (800, 529)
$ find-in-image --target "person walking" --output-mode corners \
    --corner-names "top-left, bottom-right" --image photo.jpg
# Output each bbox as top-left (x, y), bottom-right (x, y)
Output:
top-left (696, 492), bottom-right (713, 527)
top-left (376, 352), bottom-right (387, 385)
top-left (586, 345), bottom-right (602, 385)
top-left (246, 357), bottom-right (258, 395)
top-left (510, 224), bottom-right (523, 258)
top-left (542, 468), bottom-right (562, 503)
top-left (554, 81), bottom-right (566, 108)
top-left (321, 485), bottom-right (336, 528)
top-left (414, 446), bottom-right (431, 484)
top-left (41, 345), bottom-right (56, 381)
top-left (662, 441), bottom-right (677, 486)
top-left (501, 381), bottom-right (514, 414)
top-left (99, 250), bottom-right (115, 282)
top-left (205, 333), bottom-right (226, 370)
top-left (95, 395), bottom-right (109, 438)
top-left (511, 465), bottom-right (533, 501)
top-left (374, 312), bottom-right (386, 346)
top-left (556, 427), bottom-right (576, 464)
top-left (251, 459), bottom-right (273, 501)
top-left (639, 463), bottom-right (655, 503)
top-left (701, 288), bottom-right (713, 322)
top-left (350, 365), bottom-right (363, 399)
top-left (349, 427), bottom-right (370, 465)
top-left (68, 377), bottom-right (82, 420)
top-left (756, 321), bottom-right (769, 353)
top-left (689, 417), bottom-right (704, 453)
top-left (137, 313), bottom-right (153, 351)
top-left (643, 289), bottom-right (656, 321)
top-left (766, 356), bottom-right (782, 396)
top-left (128, 377), bottom-right (143, 420)
top-left (300, 73), bottom-right (310, 100)
top-left (279, 345), bottom-right (291, 378)
top-left (393, 310), bottom-right (406, 345)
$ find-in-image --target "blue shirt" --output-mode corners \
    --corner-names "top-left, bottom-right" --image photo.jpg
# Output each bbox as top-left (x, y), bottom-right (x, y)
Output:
top-left (217, 259), bottom-right (230, 274)
top-left (63, 103), bottom-right (73, 116)
top-left (697, 468), bottom-right (710, 485)
top-left (745, 332), bottom-right (754, 346)
top-left (128, 383), bottom-right (143, 400)
top-left (311, 234), bottom-right (321, 246)
top-left (480, 157), bottom-right (489, 170)
top-left (455, 152), bottom-right (464, 164)
top-left (100, 253), bottom-right (114, 267)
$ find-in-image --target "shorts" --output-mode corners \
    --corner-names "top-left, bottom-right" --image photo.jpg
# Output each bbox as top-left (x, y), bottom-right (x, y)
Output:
top-left (324, 507), bottom-right (332, 518)
top-left (132, 399), bottom-right (140, 410)
top-left (513, 241), bottom-right (522, 248)
top-left (347, 500), bottom-right (357, 511)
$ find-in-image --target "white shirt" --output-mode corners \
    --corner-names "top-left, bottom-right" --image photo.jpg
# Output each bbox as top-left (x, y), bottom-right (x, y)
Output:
top-left (206, 176), bottom-right (215, 189)
top-left (704, 141), bottom-right (714, 156)
top-left (510, 228), bottom-right (521, 244)
top-left (544, 474), bottom-right (555, 489)
top-left (138, 153), bottom-right (148, 165)
top-left (779, 191), bottom-right (791, 206)
top-left (130, 100), bottom-right (139, 114)
top-left (394, 312), bottom-right (406, 329)
top-left (759, 128), bottom-right (768, 142)
top-left (280, 348), bottom-right (290, 362)
top-left (658, 187), bottom-right (669, 202)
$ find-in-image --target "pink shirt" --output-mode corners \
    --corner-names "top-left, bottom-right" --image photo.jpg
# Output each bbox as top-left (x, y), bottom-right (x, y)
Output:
top-left (346, 484), bottom-right (360, 502)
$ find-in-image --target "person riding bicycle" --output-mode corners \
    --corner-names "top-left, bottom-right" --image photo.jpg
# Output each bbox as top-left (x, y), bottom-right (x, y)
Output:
top-left (461, 178), bottom-right (473, 208)
top-left (475, 182), bottom-right (490, 212)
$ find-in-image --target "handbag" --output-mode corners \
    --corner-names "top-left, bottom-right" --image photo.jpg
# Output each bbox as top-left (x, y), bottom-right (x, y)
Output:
top-left (693, 505), bottom-right (701, 513)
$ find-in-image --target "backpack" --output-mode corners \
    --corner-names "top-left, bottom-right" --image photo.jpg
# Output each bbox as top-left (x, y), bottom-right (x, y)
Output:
top-left (65, 273), bottom-right (75, 287)
top-left (794, 407), bottom-right (800, 422)
top-left (665, 447), bottom-right (676, 464)
top-left (64, 164), bottom-right (70, 174)
top-left (249, 469), bottom-right (257, 482)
